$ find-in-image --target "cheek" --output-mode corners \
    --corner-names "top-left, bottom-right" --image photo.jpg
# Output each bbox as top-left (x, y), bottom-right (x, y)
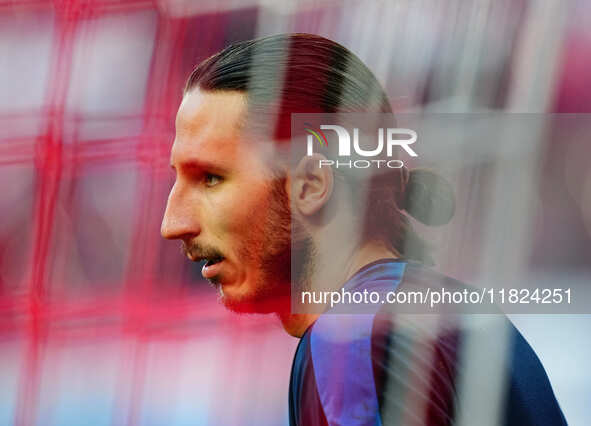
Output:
top-left (217, 181), bottom-right (272, 237)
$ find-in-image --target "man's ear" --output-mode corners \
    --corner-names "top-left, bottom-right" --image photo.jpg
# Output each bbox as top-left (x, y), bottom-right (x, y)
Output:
top-left (292, 154), bottom-right (334, 216)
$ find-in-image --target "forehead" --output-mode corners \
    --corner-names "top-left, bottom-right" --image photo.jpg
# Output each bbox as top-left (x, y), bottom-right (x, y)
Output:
top-left (171, 89), bottom-right (248, 166)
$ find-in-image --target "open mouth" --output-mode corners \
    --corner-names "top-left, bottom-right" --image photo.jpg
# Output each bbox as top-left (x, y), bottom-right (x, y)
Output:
top-left (204, 254), bottom-right (224, 267)
top-left (201, 256), bottom-right (225, 279)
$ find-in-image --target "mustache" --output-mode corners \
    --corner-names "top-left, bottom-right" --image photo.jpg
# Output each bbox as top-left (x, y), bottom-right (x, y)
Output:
top-left (181, 240), bottom-right (224, 262)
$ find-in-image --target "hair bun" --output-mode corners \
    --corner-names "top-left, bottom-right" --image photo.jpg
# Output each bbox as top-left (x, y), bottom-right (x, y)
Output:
top-left (403, 168), bottom-right (455, 226)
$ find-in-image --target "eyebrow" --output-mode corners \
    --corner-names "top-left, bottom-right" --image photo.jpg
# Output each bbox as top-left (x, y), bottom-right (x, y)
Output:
top-left (170, 159), bottom-right (227, 174)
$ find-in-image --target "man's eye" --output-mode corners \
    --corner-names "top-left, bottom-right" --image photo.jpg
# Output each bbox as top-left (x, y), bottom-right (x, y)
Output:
top-left (204, 173), bottom-right (222, 187)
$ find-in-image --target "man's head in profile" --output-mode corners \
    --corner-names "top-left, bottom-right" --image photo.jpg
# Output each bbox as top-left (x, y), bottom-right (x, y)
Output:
top-left (160, 33), bottom-right (453, 330)
top-left (160, 34), bottom-right (567, 426)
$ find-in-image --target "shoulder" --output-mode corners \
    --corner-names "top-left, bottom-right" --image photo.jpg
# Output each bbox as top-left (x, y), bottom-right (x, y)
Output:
top-left (292, 264), bottom-right (567, 425)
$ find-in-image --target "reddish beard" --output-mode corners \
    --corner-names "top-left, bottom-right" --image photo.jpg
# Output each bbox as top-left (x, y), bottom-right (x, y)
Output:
top-left (218, 177), bottom-right (293, 314)
top-left (181, 176), bottom-right (313, 315)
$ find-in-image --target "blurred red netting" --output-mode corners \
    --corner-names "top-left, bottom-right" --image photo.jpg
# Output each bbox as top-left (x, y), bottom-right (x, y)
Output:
top-left (0, 2), bottom-right (267, 425)
top-left (1, 0), bottom-right (590, 424)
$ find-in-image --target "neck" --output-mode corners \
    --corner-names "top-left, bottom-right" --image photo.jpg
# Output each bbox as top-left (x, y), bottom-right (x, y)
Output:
top-left (279, 239), bottom-right (399, 338)
top-left (278, 312), bottom-right (320, 337)
top-left (342, 239), bottom-right (400, 283)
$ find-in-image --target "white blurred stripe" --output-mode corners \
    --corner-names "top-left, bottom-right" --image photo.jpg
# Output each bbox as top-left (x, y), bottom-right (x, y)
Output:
top-left (506, 0), bottom-right (569, 112)
top-left (455, 315), bottom-right (512, 426)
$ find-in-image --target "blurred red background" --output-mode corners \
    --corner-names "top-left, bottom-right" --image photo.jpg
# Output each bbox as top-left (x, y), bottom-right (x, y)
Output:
top-left (1, 0), bottom-right (591, 425)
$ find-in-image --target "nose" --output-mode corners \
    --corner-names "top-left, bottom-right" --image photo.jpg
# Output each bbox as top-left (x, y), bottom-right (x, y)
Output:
top-left (161, 182), bottom-right (201, 240)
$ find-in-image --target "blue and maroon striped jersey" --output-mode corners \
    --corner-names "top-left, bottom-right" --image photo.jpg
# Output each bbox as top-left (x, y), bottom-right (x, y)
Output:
top-left (289, 259), bottom-right (567, 426)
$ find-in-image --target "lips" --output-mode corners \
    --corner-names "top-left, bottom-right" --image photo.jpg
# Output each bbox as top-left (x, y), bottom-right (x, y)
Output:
top-left (201, 257), bottom-right (225, 279)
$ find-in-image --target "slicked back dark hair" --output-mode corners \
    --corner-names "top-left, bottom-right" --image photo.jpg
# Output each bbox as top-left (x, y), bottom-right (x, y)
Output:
top-left (185, 33), bottom-right (392, 139)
